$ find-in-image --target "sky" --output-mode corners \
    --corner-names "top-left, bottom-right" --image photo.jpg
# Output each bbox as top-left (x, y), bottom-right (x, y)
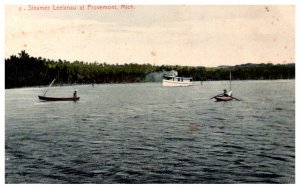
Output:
top-left (5, 5), bottom-right (295, 67)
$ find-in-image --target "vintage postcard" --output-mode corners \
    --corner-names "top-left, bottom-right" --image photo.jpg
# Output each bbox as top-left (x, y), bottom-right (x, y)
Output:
top-left (4, 3), bottom-right (295, 184)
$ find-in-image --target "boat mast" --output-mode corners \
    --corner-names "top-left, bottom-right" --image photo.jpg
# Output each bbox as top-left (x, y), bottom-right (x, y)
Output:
top-left (43, 79), bottom-right (56, 96)
top-left (229, 72), bottom-right (232, 91)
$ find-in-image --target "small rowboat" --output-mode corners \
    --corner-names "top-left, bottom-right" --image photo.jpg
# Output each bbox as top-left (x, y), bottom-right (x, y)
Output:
top-left (38, 96), bottom-right (80, 101)
top-left (214, 96), bottom-right (233, 102)
top-left (38, 79), bottom-right (80, 102)
top-left (210, 72), bottom-right (240, 102)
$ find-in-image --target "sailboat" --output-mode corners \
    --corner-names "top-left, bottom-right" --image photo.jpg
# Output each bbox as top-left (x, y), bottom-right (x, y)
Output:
top-left (38, 79), bottom-right (80, 101)
top-left (210, 72), bottom-right (240, 102)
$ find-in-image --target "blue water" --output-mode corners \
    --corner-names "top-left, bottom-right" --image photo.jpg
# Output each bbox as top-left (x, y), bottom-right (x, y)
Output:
top-left (5, 80), bottom-right (295, 183)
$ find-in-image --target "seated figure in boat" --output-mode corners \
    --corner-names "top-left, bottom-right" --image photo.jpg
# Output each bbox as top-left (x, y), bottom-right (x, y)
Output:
top-left (221, 89), bottom-right (232, 97)
top-left (73, 89), bottom-right (77, 98)
top-left (222, 89), bottom-right (229, 97)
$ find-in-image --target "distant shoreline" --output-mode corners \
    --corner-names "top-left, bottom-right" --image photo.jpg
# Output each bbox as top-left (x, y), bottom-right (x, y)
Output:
top-left (5, 79), bottom-right (295, 90)
top-left (5, 51), bottom-right (295, 89)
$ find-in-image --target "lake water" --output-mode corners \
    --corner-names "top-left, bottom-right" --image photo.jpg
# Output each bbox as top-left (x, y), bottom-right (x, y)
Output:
top-left (5, 80), bottom-right (295, 183)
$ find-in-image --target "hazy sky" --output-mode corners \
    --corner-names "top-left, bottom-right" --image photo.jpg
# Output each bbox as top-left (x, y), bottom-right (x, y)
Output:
top-left (5, 5), bottom-right (294, 67)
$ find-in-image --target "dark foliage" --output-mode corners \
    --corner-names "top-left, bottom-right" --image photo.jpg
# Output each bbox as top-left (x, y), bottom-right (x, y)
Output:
top-left (5, 50), bottom-right (295, 89)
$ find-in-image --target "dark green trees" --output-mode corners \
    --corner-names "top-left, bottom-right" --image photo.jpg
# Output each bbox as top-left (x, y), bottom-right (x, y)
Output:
top-left (5, 50), bottom-right (295, 89)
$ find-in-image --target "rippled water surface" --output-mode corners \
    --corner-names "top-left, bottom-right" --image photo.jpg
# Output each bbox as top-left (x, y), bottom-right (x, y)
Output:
top-left (5, 80), bottom-right (295, 183)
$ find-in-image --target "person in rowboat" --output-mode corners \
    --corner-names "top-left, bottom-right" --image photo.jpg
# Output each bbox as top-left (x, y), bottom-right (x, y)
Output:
top-left (222, 89), bottom-right (229, 97)
top-left (73, 89), bottom-right (77, 98)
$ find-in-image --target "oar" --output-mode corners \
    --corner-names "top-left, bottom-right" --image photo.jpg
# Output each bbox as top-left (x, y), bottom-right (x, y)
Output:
top-left (231, 96), bottom-right (241, 101)
top-left (209, 95), bottom-right (217, 100)
top-left (43, 79), bottom-right (56, 96)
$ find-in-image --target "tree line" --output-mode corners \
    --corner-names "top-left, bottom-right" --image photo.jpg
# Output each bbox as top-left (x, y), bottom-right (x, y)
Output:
top-left (5, 50), bottom-right (295, 89)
